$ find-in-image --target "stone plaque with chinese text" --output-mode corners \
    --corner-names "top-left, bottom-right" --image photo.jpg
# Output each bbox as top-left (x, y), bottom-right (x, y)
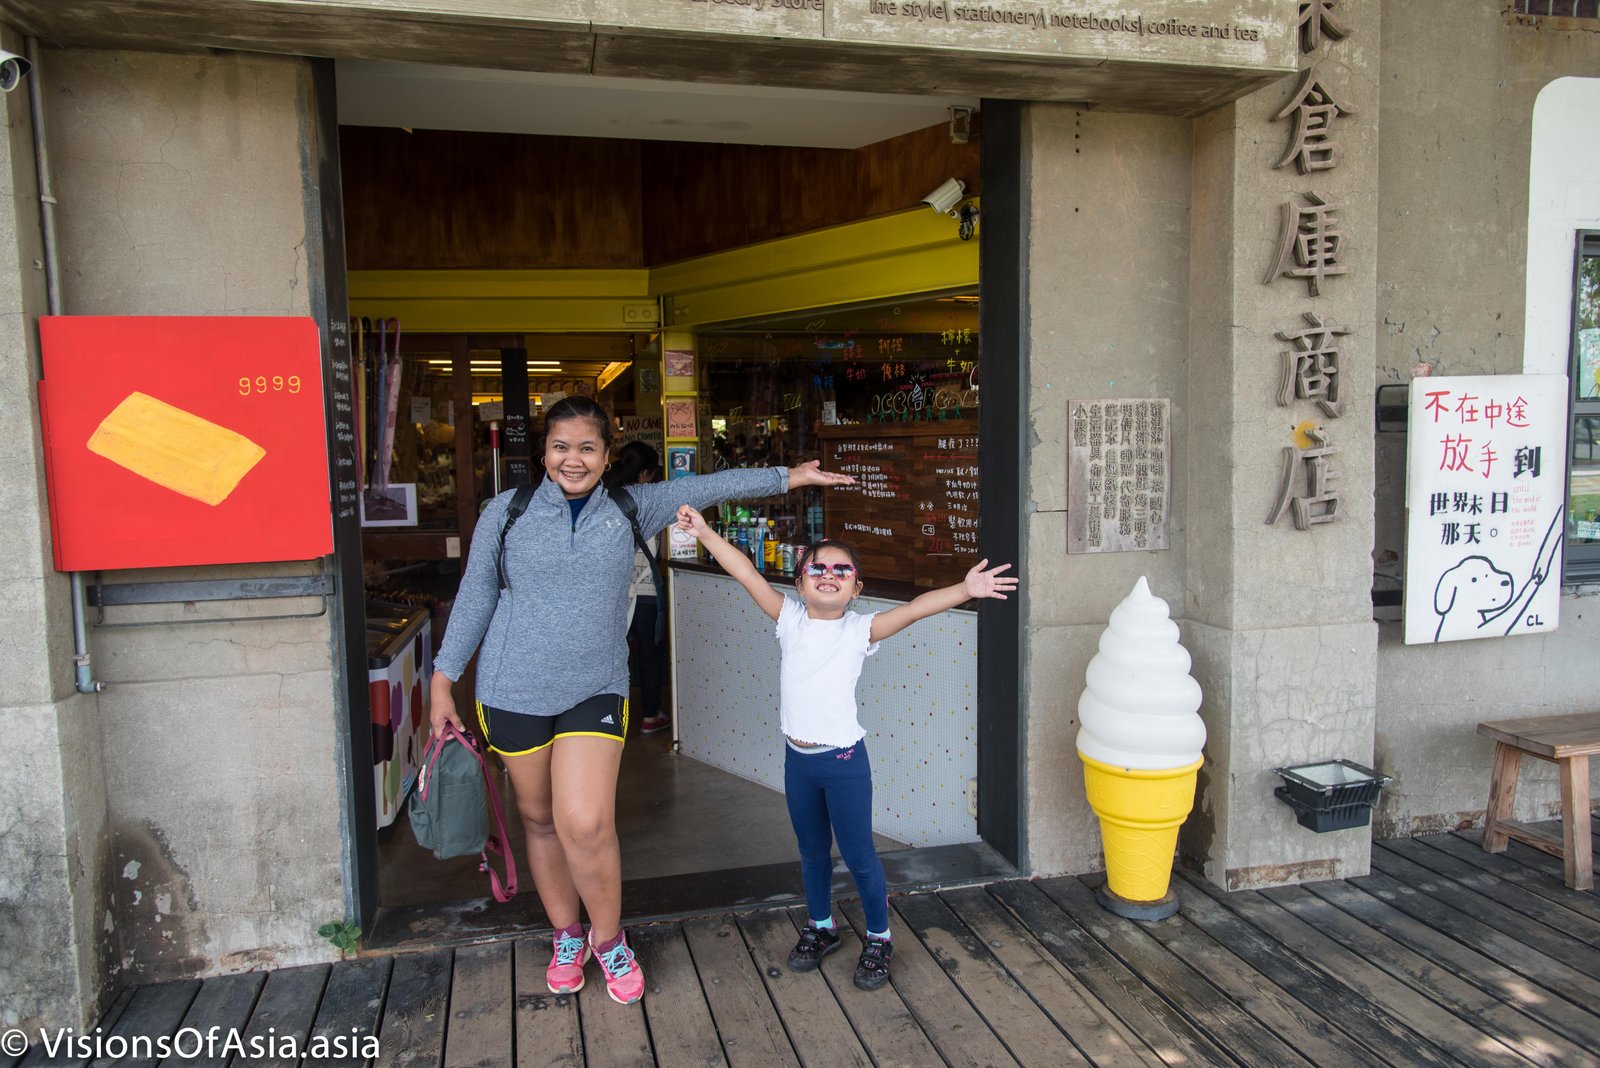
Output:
top-left (1067, 399), bottom-right (1171, 554)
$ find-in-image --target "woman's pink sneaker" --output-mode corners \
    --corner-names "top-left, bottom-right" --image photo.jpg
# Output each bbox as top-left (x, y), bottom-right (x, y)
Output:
top-left (591, 933), bottom-right (645, 1004)
top-left (546, 930), bottom-right (590, 993)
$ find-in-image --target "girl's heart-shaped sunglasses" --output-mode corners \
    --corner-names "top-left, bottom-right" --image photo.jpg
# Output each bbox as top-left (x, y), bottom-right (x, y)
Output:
top-left (802, 562), bottom-right (858, 579)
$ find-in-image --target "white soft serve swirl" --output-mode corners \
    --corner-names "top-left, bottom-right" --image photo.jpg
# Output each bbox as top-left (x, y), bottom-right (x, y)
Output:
top-left (1075, 577), bottom-right (1206, 770)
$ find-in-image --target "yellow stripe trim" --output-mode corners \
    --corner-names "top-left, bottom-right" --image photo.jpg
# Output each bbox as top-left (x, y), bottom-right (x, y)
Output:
top-left (492, 739), bottom-right (555, 757)
top-left (479, 699), bottom-right (554, 756)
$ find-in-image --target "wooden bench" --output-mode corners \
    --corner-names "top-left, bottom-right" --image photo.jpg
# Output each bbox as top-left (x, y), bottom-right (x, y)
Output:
top-left (1478, 712), bottom-right (1600, 891)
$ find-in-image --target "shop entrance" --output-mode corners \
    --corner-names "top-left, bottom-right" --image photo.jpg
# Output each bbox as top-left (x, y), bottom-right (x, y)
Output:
top-left (323, 61), bottom-right (1022, 943)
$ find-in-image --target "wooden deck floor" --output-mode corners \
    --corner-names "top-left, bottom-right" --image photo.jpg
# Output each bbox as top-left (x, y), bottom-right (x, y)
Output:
top-left (13, 828), bottom-right (1600, 1067)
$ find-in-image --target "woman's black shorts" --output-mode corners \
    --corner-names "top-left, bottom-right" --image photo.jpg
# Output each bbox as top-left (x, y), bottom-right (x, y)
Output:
top-left (475, 694), bottom-right (627, 755)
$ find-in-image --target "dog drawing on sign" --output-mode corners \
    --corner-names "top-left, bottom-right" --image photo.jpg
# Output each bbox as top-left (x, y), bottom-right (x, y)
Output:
top-left (1433, 556), bottom-right (1514, 642)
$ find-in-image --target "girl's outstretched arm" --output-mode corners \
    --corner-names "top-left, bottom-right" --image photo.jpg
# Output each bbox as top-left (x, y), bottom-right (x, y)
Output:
top-left (678, 505), bottom-right (786, 622)
top-left (868, 559), bottom-right (1017, 643)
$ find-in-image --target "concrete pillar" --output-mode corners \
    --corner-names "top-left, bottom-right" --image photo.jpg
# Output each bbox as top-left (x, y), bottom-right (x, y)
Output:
top-left (35, 49), bottom-right (344, 986)
top-left (0, 25), bottom-right (114, 1031)
top-left (1022, 103), bottom-right (1197, 878)
top-left (1184, 0), bottom-right (1381, 887)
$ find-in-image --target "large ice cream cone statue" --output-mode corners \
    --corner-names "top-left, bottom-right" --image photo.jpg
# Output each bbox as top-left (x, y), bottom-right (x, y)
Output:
top-left (1076, 577), bottom-right (1205, 919)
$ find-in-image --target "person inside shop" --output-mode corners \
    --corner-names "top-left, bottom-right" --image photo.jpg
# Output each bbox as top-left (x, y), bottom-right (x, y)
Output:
top-left (428, 395), bottom-right (855, 1006)
top-left (674, 504), bottom-right (1017, 992)
top-left (604, 441), bottom-right (671, 736)
top-left (751, 430), bottom-right (777, 466)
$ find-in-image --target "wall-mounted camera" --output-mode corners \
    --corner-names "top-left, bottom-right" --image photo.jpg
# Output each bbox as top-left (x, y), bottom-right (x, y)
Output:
top-left (922, 177), bottom-right (967, 217)
top-left (0, 49), bottom-right (33, 94)
top-left (922, 177), bottom-right (979, 241)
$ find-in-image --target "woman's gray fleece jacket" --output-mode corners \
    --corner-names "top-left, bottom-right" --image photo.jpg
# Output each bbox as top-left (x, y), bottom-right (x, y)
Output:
top-left (434, 466), bottom-right (788, 717)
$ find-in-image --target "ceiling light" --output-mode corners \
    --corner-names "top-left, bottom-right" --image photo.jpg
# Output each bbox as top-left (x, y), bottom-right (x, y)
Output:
top-left (425, 358), bottom-right (566, 368)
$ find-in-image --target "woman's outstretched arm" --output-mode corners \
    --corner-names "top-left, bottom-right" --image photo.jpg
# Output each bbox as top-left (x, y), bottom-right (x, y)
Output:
top-left (631, 462), bottom-right (855, 535)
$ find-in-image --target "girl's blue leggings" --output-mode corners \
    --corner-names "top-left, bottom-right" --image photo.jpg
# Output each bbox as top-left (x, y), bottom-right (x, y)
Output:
top-left (784, 738), bottom-right (890, 933)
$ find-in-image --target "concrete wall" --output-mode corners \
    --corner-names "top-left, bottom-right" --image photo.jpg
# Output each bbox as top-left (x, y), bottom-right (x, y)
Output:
top-left (43, 50), bottom-right (344, 982)
top-left (0, 25), bottom-right (114, 1032)
top-left (1372, 5), bottom-right (1600, 836)
top-left (1022, 103), bottom-right (1194, 877)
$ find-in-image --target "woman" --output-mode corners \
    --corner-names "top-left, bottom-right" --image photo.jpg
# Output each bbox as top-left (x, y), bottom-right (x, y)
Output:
top-left (428, 396), bottom-right (852, 1005)
top-left (604, 441), bottom-right (670, 735)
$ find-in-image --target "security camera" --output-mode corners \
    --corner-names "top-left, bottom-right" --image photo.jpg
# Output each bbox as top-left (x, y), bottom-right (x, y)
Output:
top-left (0, 50), bottom-right (31, 93)
top-left (922, 177), bottom-right (966, 217)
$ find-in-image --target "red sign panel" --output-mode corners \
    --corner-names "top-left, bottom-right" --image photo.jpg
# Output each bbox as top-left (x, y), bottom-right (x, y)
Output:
top-left (39, 316), bottom-right (332, 571)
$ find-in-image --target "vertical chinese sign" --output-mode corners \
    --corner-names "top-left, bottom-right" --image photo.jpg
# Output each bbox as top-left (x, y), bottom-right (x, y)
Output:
top-left (1403, 375), bottom-right (1567, 644)
top-left (1263, 2), bottom-right (1359, 533)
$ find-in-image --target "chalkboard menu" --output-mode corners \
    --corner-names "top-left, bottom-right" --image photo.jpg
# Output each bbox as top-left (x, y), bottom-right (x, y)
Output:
top-left (820, 421), bottom-right (980, 588)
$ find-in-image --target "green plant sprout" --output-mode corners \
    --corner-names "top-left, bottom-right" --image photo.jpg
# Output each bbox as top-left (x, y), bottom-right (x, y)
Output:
top-left (317, 920), bottom-right (362, 956)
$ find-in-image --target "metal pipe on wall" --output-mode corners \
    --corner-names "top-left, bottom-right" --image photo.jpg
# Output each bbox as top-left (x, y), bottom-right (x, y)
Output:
top-left (27, 36), bottom-right (103, 693)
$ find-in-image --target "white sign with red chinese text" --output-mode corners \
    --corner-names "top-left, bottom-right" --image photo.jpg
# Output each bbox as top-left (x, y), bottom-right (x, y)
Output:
top-left (1404, 374), bottom-right (1568, 645)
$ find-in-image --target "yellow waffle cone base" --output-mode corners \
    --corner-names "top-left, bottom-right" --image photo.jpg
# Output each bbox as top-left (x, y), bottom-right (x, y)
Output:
top-left (1080, 754), bottom-right (1203, 904)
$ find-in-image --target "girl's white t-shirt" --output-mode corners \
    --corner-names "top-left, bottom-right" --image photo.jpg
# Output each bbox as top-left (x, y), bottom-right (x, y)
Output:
top-left (775, 596), bottom-right (880, 747)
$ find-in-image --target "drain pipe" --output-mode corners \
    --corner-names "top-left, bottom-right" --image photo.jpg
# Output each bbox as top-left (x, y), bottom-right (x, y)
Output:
top-left (27, 37), bottom-right (101, 693)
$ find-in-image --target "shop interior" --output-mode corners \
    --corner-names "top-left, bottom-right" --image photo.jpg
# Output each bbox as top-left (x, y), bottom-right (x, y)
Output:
top-left (333, 60), bottom-right (995, 931)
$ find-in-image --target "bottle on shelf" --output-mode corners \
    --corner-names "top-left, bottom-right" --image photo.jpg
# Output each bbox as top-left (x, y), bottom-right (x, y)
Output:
top-left (750, 518), bottom-right (766, 573)
top-left (764, 520), bottom-right (777, 570)
top-left (805, 490), bottom-right (824, 544)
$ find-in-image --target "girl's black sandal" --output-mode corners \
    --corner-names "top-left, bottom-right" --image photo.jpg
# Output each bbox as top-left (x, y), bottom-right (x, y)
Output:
top-left (853, 937), bottom-right (893, 990)
top-left (786, 924), bottom-right (841, 972)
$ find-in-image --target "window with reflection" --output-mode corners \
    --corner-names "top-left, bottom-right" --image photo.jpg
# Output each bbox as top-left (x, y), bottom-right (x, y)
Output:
top-left (1567, 232), bottom-right (1600, 580)
top-left (1512, 1), bottom-right (1599, 17)
top-left (698, 292), bottom-right (981, 587)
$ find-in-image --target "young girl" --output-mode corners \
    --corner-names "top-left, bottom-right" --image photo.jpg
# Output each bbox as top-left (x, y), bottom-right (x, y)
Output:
top-left (676, 504), bottom-right (1017, 991)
